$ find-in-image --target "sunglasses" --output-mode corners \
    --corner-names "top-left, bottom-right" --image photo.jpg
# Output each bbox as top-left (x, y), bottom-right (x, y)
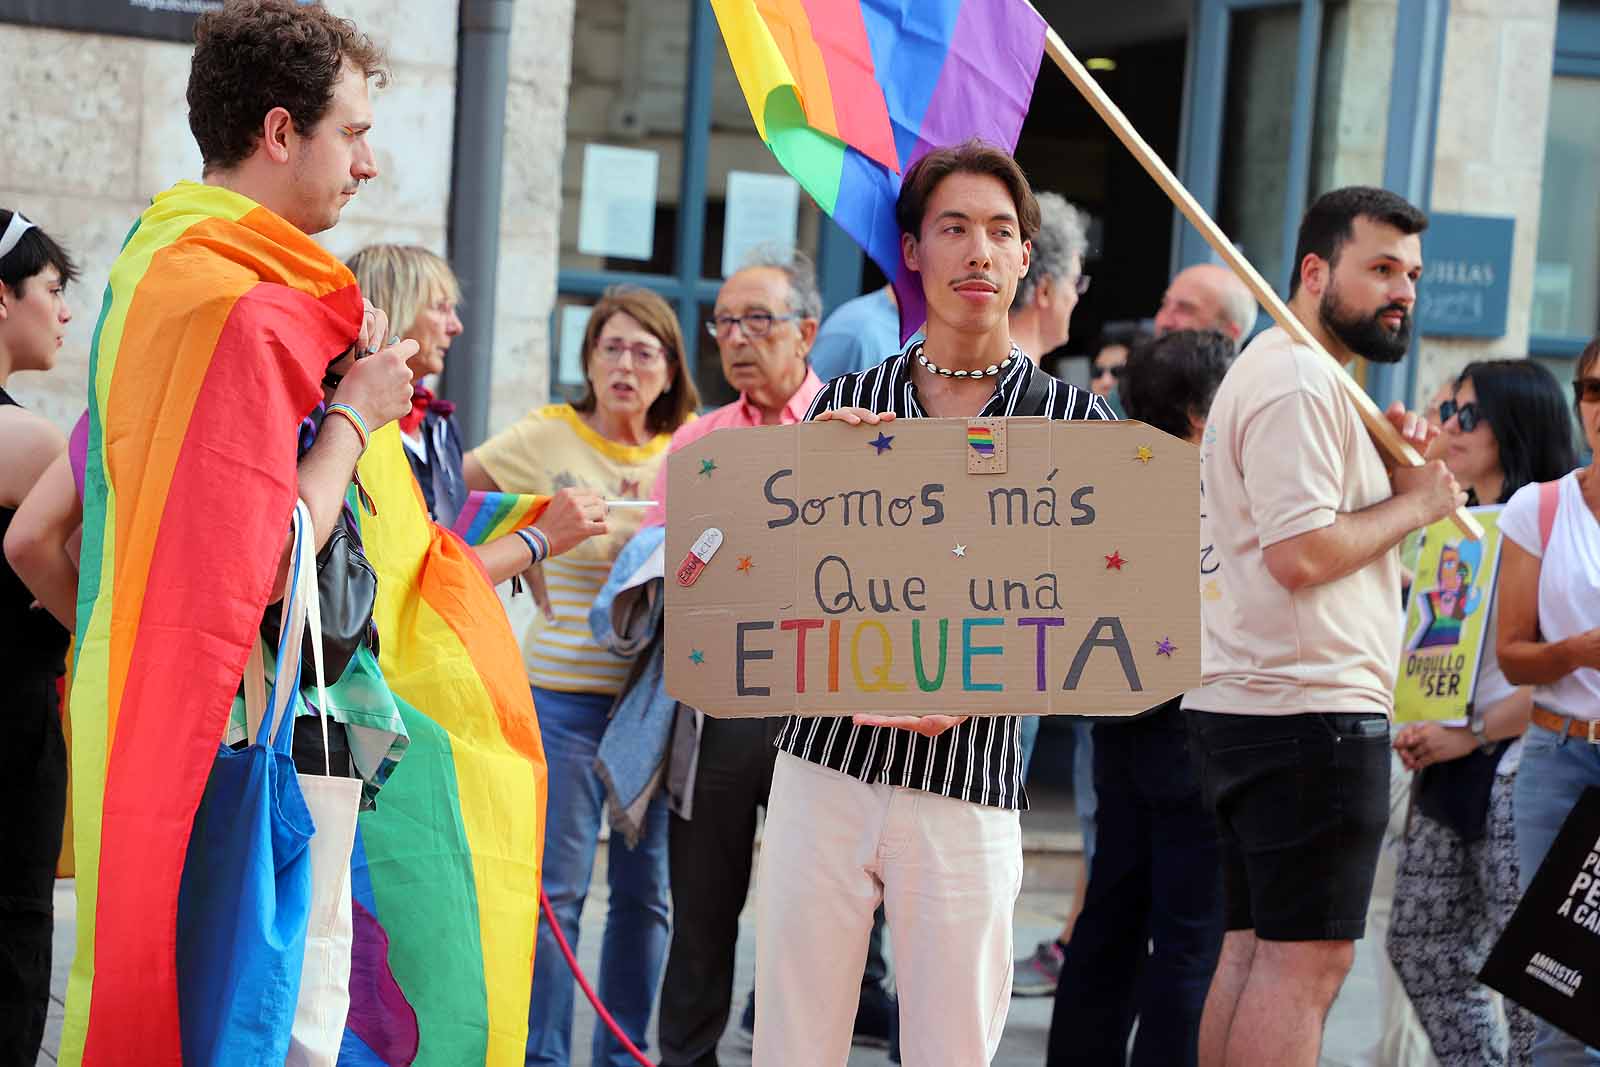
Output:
top-left (1574, 378), bottom-right (1600, 406)
top-left (1092, 362), bottom-right (1126, 380)
top-left (1438, 399), bottom-right (1484, 433)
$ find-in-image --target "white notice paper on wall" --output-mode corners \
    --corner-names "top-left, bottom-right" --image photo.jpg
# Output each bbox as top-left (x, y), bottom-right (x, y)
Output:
top-left (578, 144), bottom-right (659, 262)
top-left (721, 171), bottom-right (800, 277)
top-left (558, 305), bottom-right (594, 386)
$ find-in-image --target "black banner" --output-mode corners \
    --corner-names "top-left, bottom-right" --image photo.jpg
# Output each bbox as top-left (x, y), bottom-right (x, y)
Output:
top-left (1481, 786), bottom-right (1600, 1049)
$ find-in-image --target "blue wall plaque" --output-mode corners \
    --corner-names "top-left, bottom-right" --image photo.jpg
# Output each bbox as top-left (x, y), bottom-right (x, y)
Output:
top-left (1417, 213), bottom-right (1516, 339)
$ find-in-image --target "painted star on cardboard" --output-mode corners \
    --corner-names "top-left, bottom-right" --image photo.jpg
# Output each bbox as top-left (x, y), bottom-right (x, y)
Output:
top-left (1105, 550), bottom-right (1127, 570)
top-left (1135, 445), bottom-right (1154, 464)
top-left (1156, 637), bottom-right (1177, 657)
top-left (689, 649), bottom-right (705, 665)
top-left (952, 544), bottom-right (967, 558)
top-left (736, 555), bottom-right (753, 573)
top-left (869, 431), bottom-right (894, 454)
top-left (699, 458), bottom-right (717, 477)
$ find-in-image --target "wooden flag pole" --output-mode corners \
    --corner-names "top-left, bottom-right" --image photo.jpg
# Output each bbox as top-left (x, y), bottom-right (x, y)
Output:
top-left (1042, 28), bottom-right (1481, 540)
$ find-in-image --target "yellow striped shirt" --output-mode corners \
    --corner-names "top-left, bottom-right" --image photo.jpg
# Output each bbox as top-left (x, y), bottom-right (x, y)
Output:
top-left (471, 404), bottom-right (672, 695)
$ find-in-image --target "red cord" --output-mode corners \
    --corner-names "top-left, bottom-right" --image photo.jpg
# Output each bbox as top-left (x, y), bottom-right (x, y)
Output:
top-left (540, 886), bottom-right (659, 1067)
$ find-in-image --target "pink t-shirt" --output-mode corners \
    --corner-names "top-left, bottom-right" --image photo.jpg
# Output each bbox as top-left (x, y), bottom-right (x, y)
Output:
top-left (643, 369), bottom-right (824, 527)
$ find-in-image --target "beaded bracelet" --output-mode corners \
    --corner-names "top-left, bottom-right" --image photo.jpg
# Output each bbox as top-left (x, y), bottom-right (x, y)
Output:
top-left (324, 403), bottom-right (369, 452)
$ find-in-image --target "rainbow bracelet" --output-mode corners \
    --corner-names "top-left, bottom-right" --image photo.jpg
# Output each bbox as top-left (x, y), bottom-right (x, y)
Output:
top-left (516, 526), bottom-right (551, 566)
top-left (324, 402), bottom-right (369, 452)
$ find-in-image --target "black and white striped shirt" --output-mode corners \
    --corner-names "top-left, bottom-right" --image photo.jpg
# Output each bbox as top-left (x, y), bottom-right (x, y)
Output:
top-left (774, 340), bottom-right (1116, 810)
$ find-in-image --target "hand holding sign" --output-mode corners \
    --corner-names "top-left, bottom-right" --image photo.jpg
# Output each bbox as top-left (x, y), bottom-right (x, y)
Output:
top-left (852, 712), bottom-right (968, 737)
top-left (814, 408), bottom-right (896, 427)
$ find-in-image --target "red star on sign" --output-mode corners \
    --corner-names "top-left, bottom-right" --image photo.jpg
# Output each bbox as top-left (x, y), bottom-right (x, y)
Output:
top-left (1105, 550), bottom-right (1127, 571)
top-left (736, 556), bottom-right (753, 573)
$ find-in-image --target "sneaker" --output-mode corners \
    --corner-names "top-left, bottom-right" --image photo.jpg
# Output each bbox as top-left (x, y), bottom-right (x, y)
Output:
top-left (1012, 939), bottom-right (1065, 996)
top-left (852, 983), bottom-right (897, 1049)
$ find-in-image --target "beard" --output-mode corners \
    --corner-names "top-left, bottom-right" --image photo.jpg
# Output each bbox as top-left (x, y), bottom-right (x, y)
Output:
top-left (1319, 282), bottom-right (1412, 364)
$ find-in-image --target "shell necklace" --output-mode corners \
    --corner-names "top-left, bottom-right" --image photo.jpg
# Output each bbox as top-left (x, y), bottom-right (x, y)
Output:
top-left (914, 342), bottom-right (1017, 379)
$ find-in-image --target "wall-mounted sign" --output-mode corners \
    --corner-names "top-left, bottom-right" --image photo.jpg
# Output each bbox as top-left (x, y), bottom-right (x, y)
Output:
top-left (1417, 213), bottom-right (1516, 339)
top-left (0, 0), bottom-right (312, 43)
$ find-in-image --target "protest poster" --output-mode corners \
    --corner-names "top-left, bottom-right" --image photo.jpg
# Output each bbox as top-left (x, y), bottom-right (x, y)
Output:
top-left (1481, 787), bottom-right (1600, 1048)
top-left (663, 418), bottom-right (1200, 718)
top-left (1394, 506), bottom-right (1505, 724)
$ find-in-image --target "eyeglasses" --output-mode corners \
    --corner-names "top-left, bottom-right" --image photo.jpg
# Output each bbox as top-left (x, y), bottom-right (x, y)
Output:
top-left (1574, 378), bottom-right (1600, 406)
top-left (706, 310), bottom-right (799, 340)
top-left (595, 338), bottom-right (669, 367)
top-left (1439, 399), bottom-right (1484, 433)
top-left (1091, 362), bottom-right (1125, 380)
top-left (1072, 274), bottom-right (1092, 296)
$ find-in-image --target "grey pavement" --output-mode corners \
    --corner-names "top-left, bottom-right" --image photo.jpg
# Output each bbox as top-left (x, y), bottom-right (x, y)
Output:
top-left (39, 788), bottom-right (1392, 1067)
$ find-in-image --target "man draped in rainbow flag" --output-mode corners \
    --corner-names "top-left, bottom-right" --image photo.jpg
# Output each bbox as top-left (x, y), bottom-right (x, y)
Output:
top-left (53, 3), bottom-right (581, 1064)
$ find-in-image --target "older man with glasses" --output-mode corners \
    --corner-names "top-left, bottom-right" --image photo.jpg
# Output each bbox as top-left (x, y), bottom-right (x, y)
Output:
top-left (646, 247), bottom-right (865, 1066)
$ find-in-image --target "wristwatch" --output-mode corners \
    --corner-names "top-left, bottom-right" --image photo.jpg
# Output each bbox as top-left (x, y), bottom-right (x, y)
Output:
top-left (1469, 715), bottom-right (1494, 751)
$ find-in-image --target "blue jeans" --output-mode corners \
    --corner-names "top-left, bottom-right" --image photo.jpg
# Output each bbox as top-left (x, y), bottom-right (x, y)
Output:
top-left (1513, 724), bottom-right (1600, 1066)
top-left (527, 687), bottom-right (670, 1067)
top-left (1018, 719), bottom-right (1096, 864)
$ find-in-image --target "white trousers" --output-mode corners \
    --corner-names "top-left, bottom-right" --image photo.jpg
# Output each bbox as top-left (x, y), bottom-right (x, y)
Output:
top-left (753, 750), bottom-right (1023, 1066)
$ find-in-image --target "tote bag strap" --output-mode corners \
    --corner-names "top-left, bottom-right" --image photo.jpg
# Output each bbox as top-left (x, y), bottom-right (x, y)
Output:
top-left (260, 501), bottom-right (315, 750)
top-left (243, 637), bottom-right (269, 747)
top-left (1539, 478), bottom-right (1561, 554)
top-left (300, 502), bottom-right (335, 775)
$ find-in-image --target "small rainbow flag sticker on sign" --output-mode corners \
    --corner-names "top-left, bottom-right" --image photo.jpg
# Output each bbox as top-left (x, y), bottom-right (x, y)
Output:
top-left (968, 425), bottom-right (997, 458)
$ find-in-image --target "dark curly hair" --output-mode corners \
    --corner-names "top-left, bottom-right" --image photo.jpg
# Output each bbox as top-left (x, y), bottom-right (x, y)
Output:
top-left (187, 0), bottom-right (389, 172)
top-left (1118, 329), bottom-right (1235, 441)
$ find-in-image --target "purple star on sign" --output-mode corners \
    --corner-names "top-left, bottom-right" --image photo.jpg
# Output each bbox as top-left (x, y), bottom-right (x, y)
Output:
top-left (869, 432), bottom-right (894, 454)
top-left (1156, 638), bottom-right (1177, 657)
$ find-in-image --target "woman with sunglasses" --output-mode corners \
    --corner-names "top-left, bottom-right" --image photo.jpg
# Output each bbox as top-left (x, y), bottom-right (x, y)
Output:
top-left (1496, 344), bottom-right (1600, 1063)
top-left (463, 284), bottom-right (699, 1066)
top-left (1387, 359), bottom-right (1576, 1065)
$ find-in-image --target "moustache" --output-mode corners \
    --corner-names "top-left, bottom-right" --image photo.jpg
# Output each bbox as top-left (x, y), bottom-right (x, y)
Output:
top-left (953, 273), bottom-right (999, 289)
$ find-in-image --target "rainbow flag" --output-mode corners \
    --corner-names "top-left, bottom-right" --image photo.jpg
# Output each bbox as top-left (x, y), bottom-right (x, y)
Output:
top-left (712, 0), bottom-right (1047, 340)
top-left (345, 428), bottom-right (550, 1065)
top-left (968, 425), bottom-right (997, 457)
top-left (61, 182), bottom-right (362, 1066)
top-left (450, 490), bottom-right (546, 546)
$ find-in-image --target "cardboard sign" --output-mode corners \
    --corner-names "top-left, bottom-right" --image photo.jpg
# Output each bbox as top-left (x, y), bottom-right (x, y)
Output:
top-left (1394, 506), bottom-right (1504, 724)
top-left (1481, 787), bottom-right (1600, 1048)
top-left (664, 418), bottom-right (1200, 718)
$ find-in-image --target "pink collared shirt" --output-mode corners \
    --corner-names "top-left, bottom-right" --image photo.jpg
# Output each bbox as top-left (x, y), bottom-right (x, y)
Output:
top-left (644, 367), bottom-right (825, 527)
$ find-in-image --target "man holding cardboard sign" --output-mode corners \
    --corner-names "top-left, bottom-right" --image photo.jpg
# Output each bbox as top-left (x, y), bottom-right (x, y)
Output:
top-left (743, 141), bottom-right (1114, 1064)
top-left (1184, 187), bottom-right (1467, 1067)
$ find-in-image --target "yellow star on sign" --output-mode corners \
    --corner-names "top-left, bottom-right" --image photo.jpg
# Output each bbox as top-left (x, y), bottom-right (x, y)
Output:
top-left (1135, 445), bottom-right (1154, 464)
top-left (1204, 580), bottom-right (1222, 601)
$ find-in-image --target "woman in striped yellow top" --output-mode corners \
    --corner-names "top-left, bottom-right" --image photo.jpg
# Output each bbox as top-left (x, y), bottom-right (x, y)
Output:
top-left (463, 286), bottom-right (698, 1066)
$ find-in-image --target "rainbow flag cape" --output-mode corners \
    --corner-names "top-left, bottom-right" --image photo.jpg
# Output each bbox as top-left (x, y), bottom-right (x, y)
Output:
top-left (61, 182), bottom-right (363, 1066)
top-left (344, 427), bottom-right (550, 1065)
top-left (712, 0), bottom-right (1047, 339)
top-left (450, 490), bottom-right (546, 546)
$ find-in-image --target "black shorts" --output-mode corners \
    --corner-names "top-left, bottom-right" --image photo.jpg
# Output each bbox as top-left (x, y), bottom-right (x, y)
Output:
top-left (1187, 710), bottom-right (1389, 942)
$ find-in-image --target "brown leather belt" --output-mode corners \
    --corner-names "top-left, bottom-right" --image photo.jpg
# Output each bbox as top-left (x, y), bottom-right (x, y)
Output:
top-left (1531, 704), bottom-right (1600, 744)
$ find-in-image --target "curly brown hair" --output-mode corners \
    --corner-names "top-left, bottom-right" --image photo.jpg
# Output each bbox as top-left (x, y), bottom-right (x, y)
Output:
top-left (188, 0), bottom-right (389, 172)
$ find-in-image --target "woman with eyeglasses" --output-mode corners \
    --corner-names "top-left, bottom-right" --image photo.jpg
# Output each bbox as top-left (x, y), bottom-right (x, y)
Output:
top-left (1494, 343), bottom-right (1600, 1064)
top-left (463, 284), bottom-right (699, 1066)
top-left (1384, 359), bottom-right (1575, 1066)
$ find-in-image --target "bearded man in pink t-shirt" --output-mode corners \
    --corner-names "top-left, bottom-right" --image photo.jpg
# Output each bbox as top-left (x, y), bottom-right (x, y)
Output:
top-left (1183, 188), bottom-right (1466, 1067)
